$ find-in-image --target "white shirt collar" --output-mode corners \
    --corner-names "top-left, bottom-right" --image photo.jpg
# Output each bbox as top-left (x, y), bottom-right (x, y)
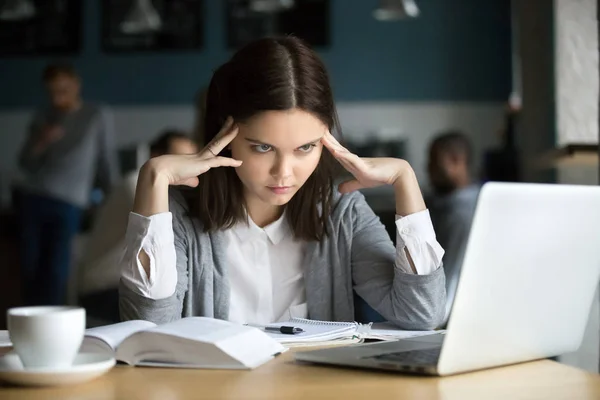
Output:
top-left (232, 211), bottom-right (291, 245)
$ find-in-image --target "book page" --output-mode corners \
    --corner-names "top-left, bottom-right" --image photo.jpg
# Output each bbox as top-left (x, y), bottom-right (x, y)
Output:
top-left (118, 317), bottom-right (285, 369)
top-left (84, 320), bottom-right (156, 351)
top-left (145, 317), bottom-right (253, 343)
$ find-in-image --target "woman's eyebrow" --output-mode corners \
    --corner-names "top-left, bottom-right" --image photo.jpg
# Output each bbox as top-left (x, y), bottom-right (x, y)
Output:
top-left (302, 136), bottom-right (324, 145)
top-left (244, 136), bottom-right (323, 148)
top-left (244, 138), bottom-right (273, 146)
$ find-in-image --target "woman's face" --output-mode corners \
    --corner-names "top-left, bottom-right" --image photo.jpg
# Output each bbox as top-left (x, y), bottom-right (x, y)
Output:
top-left (230, 108), bottom-right (326, 208)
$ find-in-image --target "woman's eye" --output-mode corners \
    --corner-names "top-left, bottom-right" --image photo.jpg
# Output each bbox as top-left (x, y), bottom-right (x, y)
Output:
top-left (253, 144), bottom-right (272, 153)
top-left (298, 144), bottom-right (316, 153)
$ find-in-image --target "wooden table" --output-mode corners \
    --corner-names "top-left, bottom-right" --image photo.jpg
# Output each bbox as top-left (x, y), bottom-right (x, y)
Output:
top-left (0, 350), bottom-right (599, 400)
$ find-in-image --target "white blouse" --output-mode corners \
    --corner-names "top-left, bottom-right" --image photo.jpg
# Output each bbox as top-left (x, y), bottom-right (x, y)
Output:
top-left (120, 209), bottom-right (444, 324)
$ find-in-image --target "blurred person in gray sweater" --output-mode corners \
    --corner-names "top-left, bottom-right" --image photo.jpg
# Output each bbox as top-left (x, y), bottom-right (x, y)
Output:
top-left (426, 131), bottom-right (480, 326)
top-left (16, 62), bottom-right (119, 306)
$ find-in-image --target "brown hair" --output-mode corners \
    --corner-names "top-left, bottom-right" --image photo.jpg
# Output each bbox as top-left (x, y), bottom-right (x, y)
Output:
top-left (42, 62), bottom-right (78, 83)
top-left (194, 36), bottom-right (341, 241)
top-left (192, 87), bottom-right (209, 146)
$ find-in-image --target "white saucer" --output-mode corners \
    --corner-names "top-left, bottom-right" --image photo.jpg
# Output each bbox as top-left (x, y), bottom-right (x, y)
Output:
top-left (0, 352), bottom-right (116, 387)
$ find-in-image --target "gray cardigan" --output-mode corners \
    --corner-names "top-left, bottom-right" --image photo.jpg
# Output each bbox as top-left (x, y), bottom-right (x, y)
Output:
top-left (119, 189), bottom-right (446, 330)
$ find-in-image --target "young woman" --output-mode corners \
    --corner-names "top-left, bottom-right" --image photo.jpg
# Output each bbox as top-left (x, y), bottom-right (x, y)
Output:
top-left (119, 37), bottom-right (446, 330)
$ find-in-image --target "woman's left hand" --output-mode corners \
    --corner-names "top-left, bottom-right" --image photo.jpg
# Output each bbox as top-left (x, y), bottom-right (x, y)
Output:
top-left (322, 131), bottom-right (413, 193)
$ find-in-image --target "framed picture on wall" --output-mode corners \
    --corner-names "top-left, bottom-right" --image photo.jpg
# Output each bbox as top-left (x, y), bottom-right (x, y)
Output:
top-left (0, 0), bottom-right (82, 56)
top-left (226, 0), bottom-right (330, 49)
top-left (102, 0), bottom-right (204, 52)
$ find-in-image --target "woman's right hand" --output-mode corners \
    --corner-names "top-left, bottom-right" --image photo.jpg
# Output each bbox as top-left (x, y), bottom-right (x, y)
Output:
top-left (133, 117), bottom-right (242, 216)
top-left (144, 117), bottom-right (242, 188)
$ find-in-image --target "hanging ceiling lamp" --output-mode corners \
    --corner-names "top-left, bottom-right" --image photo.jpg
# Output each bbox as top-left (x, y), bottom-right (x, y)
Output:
top-left (373, 0), bottom-right (420, 21)
top-left (249, 0), bottom-right (295, 13)
top-left (120, 0), bottom-right (162, 35)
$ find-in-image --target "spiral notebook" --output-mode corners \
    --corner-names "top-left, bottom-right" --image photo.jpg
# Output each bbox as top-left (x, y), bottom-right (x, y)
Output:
top-left (262, 318), bottom-right (366, 347)
top-left (261, 318), bottom-right (443, 348)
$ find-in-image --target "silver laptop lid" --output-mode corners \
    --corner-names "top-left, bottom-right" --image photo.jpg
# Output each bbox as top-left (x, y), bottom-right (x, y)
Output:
top-left (439, 182), bottom-right (600, 375)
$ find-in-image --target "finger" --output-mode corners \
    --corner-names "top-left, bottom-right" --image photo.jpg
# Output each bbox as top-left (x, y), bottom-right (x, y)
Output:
top-left (336, 155), bottom-right (360, 175)
top-left (332, 148), bottom-right (363, 173)
top-left (201, 117), bottom-right (238, 157)
top-left (179, 177), bottom-right (200, 187)
top-left (207, 116), bottom-right (235, 144)
top-left (341, 152), bottom-right (365, 171)
top-left (323, 139), bottom-right (352, 159)
top-left (322, 133), bottom-right (347, 154)
top-left (202, 126), bottom-right (239, 158)
top-left (216, 117), bottom-right (237, 140)
top-left (218, 116), bottom-right (234, 135)
top-left (324, 130), bottom-right (338, 143)
top-left (204, 156), bottom-right (243, 169)
top-left (323, 131), bottom-right (347, 151)
top-left (327, 144), bottom-right (357, 170)
top-left (338, 179), bottom-right (365, 193)
top-left (321, 136), bottom-right (340, 153)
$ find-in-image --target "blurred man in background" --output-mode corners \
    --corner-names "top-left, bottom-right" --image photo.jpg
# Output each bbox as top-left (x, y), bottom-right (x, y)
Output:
top-left (16, 63), bottom-right (119, 306)
top-left (426, 131), bottom-right (480, 326)
top-left (78, 130), bottom-right (197, 325)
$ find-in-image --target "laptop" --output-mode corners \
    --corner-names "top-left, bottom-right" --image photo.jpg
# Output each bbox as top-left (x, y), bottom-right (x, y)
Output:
top-left (296, 182), bottom-right (600, 376)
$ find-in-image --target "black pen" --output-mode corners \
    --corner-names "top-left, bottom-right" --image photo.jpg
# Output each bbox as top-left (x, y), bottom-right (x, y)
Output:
top-left (247, 324), bottom-right (304, 334)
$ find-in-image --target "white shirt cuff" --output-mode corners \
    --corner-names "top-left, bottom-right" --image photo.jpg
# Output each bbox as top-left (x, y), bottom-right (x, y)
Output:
top-left (395, 209), bottom-right (445, 275)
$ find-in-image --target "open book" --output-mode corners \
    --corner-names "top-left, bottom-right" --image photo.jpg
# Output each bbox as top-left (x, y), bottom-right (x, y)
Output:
top-left (260, 318), bottom-right (443, 347)
top-left (80, 317), bottom-right (285, 370)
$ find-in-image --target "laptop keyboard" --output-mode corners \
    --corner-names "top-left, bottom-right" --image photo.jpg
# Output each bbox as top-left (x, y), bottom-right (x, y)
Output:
top-left (370, 347), bottom-right (442, 366)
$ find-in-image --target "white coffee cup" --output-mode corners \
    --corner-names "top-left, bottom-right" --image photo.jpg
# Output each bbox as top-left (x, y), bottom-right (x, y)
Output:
top-left (7, 306), bottom-right (86, 369)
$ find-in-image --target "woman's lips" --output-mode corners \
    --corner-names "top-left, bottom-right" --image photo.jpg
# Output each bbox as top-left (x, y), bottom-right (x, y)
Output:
top-left (268, 186), bottom-right (293, 194)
